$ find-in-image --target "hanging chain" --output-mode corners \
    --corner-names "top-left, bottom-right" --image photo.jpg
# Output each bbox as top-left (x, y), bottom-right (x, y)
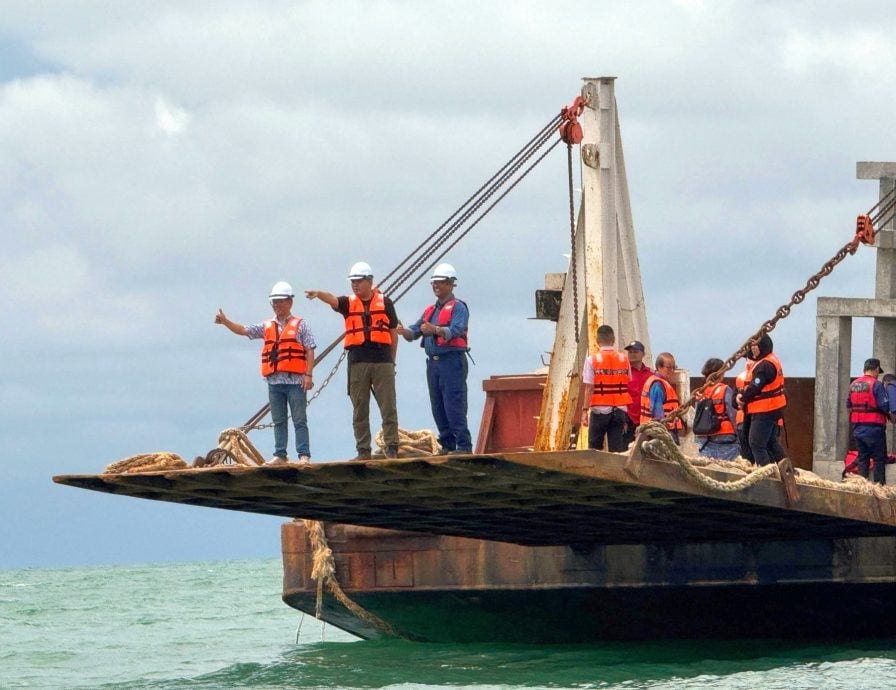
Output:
top-left (307, 350), bottom-right (347, 405)
top-left (663, 200), bottom-right (892, 425)
top-left (566, 142), bottom-right (579, 343)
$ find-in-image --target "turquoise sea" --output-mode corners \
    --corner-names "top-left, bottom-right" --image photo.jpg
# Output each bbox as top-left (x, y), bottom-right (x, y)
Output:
top-left (3, 557), bottom-right (896, 689)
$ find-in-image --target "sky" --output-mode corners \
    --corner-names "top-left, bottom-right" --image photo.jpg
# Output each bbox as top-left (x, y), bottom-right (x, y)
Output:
top-left (2, 0), bottom-right (895, 569)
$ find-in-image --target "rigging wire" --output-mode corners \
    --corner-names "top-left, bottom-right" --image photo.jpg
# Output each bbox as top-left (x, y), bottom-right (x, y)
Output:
top-left (240, 114), bottom-right (563, 432)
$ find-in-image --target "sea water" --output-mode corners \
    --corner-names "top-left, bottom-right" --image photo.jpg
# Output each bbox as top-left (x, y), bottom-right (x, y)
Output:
top-left (3, 558), bottom-right (896, 689)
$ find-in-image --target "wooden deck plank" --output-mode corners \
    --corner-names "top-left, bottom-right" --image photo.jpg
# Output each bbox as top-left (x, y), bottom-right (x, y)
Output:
top-left (53, 450), bottom-right (896, 547)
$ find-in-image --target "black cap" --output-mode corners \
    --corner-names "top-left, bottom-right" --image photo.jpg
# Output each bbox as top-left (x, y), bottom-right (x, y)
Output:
top-left (624, 340), bottom-right (645, 352)
top-left (864, 357), bottom-right (883, 373)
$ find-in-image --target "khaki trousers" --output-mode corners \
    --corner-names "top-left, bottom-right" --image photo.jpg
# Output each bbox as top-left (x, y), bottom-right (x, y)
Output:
top-left (348, 361), bottom-right (399, 453)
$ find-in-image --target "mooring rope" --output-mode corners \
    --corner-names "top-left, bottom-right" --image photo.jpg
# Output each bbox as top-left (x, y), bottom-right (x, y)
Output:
top-left (302, 519), bottom-right (405, 639)
top-left (637, 421), bottom-right (896, 499)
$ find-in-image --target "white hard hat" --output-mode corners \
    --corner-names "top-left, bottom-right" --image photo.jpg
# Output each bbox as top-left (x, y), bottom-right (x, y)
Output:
top-left (430, 262), bottom-right (457, 283)
top-left (269, 281), bottom-right (294, 300)
top-left (347, 261), bottom-right (373, 280)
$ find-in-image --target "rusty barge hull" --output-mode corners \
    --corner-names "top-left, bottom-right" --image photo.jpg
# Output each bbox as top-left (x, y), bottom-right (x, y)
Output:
top-left (282, 523), bottom-right (896, 642)
top-left (54, 446), bottom-right (896, 642)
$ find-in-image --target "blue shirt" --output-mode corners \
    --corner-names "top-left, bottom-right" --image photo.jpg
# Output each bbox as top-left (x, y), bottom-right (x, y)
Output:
top-left (408, 296), bottom-right (469, 357)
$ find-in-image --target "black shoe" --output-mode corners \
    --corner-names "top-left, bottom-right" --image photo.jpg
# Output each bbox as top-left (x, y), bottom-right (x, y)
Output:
top-left (384, 445), bottom-right (399, 459)
top-left (448, 449), bottom-right (471, 455)
top-left (438, 447), bottom-right (453, 455)
top-left (352, 451), bottom-right (372, 461)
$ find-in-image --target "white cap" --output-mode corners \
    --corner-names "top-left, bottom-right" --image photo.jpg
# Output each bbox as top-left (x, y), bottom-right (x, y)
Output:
top-left (269, 281), bottom-right (294, 299)
top-left (430, 262), bottom-right (457, 283)
top-left (347, 261), bottom-right (373, 280)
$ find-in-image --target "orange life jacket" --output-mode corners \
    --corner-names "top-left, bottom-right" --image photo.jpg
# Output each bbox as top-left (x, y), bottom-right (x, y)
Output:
top-left (640, 375), bottom-right (683, 430)
top-left (696, 382), bottom-right (736, 437)
top-left (421, 299), bottom-right (468, 348)
top-left (734, 364), bottom-right (754, 426)
top-left (849, 374), bottom-right (887, 425)
top-left (261, 317), bottom-right (307, 376)
top-left (589, 350), bottom-right (631, 407)
top-left (745, 352), bottom-right (787, 414)
top-left (344, 290), bottom-right (392, 347)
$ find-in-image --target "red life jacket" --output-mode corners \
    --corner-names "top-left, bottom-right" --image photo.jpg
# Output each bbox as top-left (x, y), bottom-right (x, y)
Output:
top-left (344, 290), bottom-right (392, 347)
top-left (640, 375), bottom-right (683, 430)
top-left (696, 382), bottom-right (736, 437)
top-left (261, 317), bottom-right (307, 376)
top-left (589, 350), bottom-right (631, 407)
top-left (849, 374), bottom-right (887, 425)
top-left (745, 352), bottom-right (787, 414)
top-left (421, 298), bottom-right (468, 348)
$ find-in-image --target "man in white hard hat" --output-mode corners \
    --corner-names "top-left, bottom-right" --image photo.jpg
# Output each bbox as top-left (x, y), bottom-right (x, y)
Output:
top-left (215, 281), bottom-right (316, 465)
top-left (397, 262), bottom-right (472, 454)
top-left (305, 262), bottom-right (400, 460)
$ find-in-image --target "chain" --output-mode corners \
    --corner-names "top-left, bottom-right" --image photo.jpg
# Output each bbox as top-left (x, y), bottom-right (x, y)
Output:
top-left (307, 350), bottom-right (347, 405)
top-left (566, 142), bottom-right (579, 343)
top-left (663, 228), bottom-right (871, 424)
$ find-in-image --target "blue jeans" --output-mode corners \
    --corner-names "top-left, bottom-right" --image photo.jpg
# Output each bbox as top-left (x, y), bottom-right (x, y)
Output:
top-left (426, 352), bottom-right (472, 452)
top-left (268, 383), bottom-right (309, 458)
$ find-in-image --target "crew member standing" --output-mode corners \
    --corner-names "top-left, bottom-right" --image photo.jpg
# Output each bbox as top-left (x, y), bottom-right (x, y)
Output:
top-left (737, 334), bottom-right (786, 466)
top-left (734, 358), bottom-right (755, 461)
top-left (215, 281), bottom-right (316, 465)
top-left (306, 262), bottom-right (400, 460)
top-left (640, 352), bottom-right (684, 445)
top-left (694, 358), bottom-right (739, 460)
top-left (846, 358), bottom-right (889, 484)
top-left (622, 340), bottom-right (652, 447)
top-left (581, 325), bottom-right (631, 452)
top-left (397, 263), bottom-right (472, 454)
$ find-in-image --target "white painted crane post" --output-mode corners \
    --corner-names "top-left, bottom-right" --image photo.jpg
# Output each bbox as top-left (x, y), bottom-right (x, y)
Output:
top-left (533, 77), bottom-right (651, 452)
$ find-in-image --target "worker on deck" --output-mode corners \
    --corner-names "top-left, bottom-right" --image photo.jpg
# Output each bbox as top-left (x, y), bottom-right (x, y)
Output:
top-left (694, 358), bottom-right (739, 460)
top-left (883, 373), bottom-right (896, 424)
top-left (581, 325), bottom-right (631, 452)
top-left (737, 334), bottom-right (786, 466)
top-left (396, 262), bottom-right (472, 455)
top-left (733, 358), bottom-right (755, 461)
top-left (640, 352), bottom-right (683, 445)
top-left (846, 358), bottom-right (889, 484)
top-left (215, 281), bottom-right (316, 465)
top-left (621, 340), bottom-right (652, 447)
top-left (305, 262), bottom-right (400, 460)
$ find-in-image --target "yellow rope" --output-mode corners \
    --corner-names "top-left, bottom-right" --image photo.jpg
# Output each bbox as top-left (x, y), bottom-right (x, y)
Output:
top-left (302, 519), bottom-right (405, 639)
top-left (374, 427), bottom-right (440, 457)
top-left (103, 452), bottom-right (188, 474)
top-left (638, 421), bottom-right (896, 499)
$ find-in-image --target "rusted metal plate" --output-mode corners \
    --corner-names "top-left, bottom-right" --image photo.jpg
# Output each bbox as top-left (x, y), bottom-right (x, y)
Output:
top-left (53, 450), bottom-right (896, 547)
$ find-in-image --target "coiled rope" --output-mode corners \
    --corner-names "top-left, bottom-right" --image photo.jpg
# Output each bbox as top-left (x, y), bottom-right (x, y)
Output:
top-left (638, 421), bottom-right (896, 499)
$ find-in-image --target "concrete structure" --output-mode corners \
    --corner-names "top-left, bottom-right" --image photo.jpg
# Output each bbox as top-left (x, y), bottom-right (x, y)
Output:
top-left (813, 162), bottom-right (896, 482)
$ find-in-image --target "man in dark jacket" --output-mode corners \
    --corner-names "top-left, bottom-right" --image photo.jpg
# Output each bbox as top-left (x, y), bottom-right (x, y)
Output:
top-left (737, 334), bottom-right (787, 466)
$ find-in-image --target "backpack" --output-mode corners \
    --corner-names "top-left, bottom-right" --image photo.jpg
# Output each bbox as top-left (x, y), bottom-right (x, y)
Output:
top-left (692, 396), bottom-right (721, 436)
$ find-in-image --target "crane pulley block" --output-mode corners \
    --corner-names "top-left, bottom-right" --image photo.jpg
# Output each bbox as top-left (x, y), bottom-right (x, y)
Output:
top-left (558, 96), bottom-right (586, 145)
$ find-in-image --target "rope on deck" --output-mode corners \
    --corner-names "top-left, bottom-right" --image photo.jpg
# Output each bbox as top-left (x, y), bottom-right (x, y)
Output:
top-left (303, 519), bottom-right (404, 639)
top-left (638, 421), bottom-right (896, 499)
top-left (374, 427), bottom-right (441, 457)
top-left (193, 428), bottom-right (266, 467)
top-left (103, 452), bottom-right (188, 474)
top-left (639, 422), bottom-right (779, 492)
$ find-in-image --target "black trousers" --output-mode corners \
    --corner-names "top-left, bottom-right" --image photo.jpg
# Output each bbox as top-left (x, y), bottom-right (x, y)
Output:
top-left (588, 408), bottom-right (628, 452)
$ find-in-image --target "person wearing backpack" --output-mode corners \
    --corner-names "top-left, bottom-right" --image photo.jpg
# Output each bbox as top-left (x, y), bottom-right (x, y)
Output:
top-left (693, 358), bottom-right (739, 460)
